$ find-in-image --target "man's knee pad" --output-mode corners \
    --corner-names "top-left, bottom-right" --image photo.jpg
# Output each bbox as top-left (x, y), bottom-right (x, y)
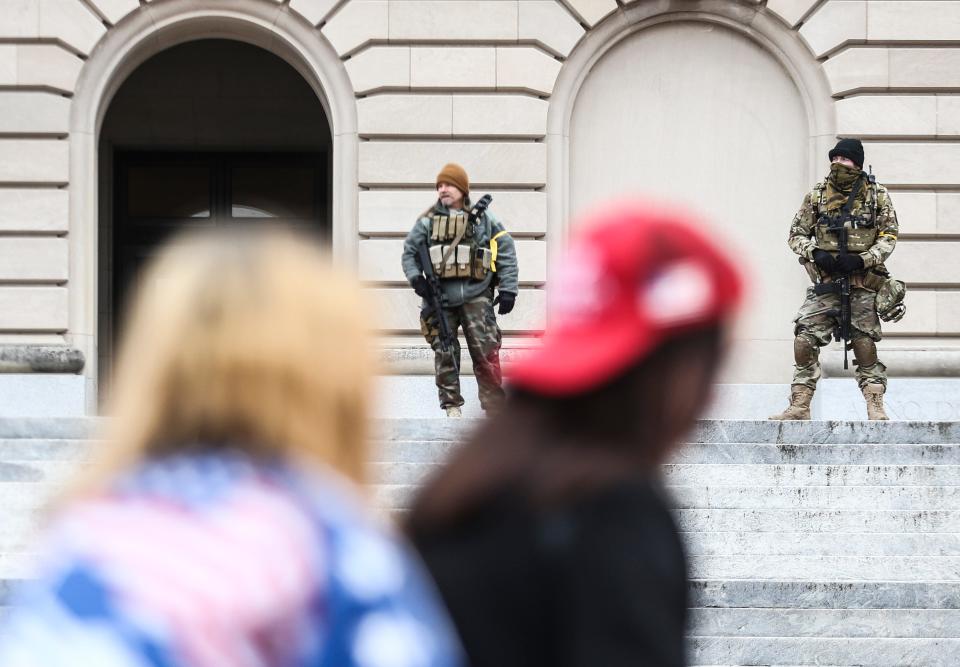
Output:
top-left (794, 335), bottom-right (819, 367)
top-left (852, 337), bottom-right (878, 367)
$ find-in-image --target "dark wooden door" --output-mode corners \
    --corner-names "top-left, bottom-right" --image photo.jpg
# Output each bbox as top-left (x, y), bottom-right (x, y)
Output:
top-left (113, 150), bottom-right (328, 329)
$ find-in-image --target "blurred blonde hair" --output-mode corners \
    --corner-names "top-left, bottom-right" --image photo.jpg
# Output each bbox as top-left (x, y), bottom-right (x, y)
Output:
top-left (80, 226), bottom-right (375, 495)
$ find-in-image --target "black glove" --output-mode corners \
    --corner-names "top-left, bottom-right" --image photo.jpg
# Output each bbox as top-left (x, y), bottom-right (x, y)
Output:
top-left (411, 276), bottom-right (430, 299)
top-left (812, 249), bottom-right (835, 273)
top-left (835, 253), bottom-right (864, 274)
top-left (494, 291), bottom-right (516, 315)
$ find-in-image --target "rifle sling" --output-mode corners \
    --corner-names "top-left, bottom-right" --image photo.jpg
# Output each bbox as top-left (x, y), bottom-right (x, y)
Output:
top-left (837, 173), bottom-right (866, 243)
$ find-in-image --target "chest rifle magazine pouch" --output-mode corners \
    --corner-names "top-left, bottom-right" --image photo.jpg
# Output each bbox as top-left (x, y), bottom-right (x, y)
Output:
top-left (456, 244), bottom-right (472, 278)
top-left (472, 247), bottom-right (492, 280)
top-left (453, 213), bottom-right (467, 241)
top-left (443, 245), bottom-right (458, 278)
top-left (429, 244), bottom-right (444, 275)
top-left (431, 215), bottom-right (449, 242)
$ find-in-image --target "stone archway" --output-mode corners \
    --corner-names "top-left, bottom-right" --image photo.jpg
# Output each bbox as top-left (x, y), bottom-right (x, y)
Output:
top-left (67, 0), bottom-right (357, 407)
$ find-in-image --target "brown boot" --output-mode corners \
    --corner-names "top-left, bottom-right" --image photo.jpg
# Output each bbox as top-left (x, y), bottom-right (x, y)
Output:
top-left (768, 385), bottom-right (814, 420)
top-left (862, 383), bottom-right (889, 420)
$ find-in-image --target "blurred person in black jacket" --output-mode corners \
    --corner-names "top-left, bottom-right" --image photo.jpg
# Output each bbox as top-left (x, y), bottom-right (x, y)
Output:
top-left (406, 200), bottom-right (744, 667)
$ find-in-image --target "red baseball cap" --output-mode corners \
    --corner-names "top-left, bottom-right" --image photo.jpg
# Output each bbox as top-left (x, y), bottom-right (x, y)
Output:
top-left (508, 200), bottom-right (743, 396)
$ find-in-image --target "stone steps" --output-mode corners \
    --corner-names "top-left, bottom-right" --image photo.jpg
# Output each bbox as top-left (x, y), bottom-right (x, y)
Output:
top-left (688, 636), bottom-right (958, 666)
top-left (374, 482), bottom-right (960, 510)
top-left (688, 607), bottom-right (960, 638)
top-left (0, 417), bottom-right (957, 666)
top-left (371, 461), bottom-right (960, 486)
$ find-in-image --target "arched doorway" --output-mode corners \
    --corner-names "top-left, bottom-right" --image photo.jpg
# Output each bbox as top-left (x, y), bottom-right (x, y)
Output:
top-left (97, 39), bottom-right (332, 382)
top-left (567, 19), bottom-right (811, 383)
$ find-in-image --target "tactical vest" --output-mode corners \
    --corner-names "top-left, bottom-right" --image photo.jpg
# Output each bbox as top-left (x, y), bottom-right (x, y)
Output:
top-left (427, 211), bottom-right (492, 280)
top-left (812, 181), bottom-right (879, 253)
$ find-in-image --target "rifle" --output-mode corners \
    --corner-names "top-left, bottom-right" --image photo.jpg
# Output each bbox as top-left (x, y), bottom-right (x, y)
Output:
top-left (416, 241), bottom-right (457, 354)
top-left (813, 171), bottom-right (867, 370)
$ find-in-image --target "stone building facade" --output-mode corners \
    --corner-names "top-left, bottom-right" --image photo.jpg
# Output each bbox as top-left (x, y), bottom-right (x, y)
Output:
top-left (0, 0), bottom-right (958, 418)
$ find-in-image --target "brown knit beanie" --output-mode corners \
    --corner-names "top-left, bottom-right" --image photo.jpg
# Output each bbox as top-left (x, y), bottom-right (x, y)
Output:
top-left (436, 163), bottom-right (469, 196)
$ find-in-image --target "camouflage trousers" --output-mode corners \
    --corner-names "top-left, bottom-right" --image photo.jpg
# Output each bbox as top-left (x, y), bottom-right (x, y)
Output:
top-left (420, 294), bottom-right (505, 412)
top-left (791, 286), bottom-right (886, 390)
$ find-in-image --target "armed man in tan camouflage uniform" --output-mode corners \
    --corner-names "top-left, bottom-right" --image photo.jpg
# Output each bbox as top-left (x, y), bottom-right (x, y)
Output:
top-left (401, 163), bottom-right (518, 418)
top-left (770, 139), bottom-right (902, 421)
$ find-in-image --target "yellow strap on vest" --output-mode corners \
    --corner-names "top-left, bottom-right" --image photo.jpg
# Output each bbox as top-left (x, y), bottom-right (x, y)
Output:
top-left (490, 230), bottom-right (509, 273)
top-left (878, 231), bottom-right (897, 240)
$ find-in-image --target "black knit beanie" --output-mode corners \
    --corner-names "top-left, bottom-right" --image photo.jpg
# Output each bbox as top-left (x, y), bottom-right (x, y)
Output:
top-left (828, 138), bottom-right (864, 168)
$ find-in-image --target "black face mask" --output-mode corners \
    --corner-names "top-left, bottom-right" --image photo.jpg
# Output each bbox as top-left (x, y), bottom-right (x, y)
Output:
top-left (828, 162), bottom-right (862, 190)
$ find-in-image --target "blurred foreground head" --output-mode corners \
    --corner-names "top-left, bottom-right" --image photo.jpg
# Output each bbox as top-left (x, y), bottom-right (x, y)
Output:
top-left (410, 201), bottom-right (743, 525)
top-left (511, 199), bottom-right (743, 396)
top-left (99, 226), bottom-right (375, 489)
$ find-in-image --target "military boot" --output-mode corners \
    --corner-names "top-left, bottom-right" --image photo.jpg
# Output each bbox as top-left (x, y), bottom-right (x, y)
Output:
top-left (445, 406), bottom-right (462, 418)
top-left (862, 383), bottom-right (889, 420)
top-left (768, 385), bottom-right (814, 420)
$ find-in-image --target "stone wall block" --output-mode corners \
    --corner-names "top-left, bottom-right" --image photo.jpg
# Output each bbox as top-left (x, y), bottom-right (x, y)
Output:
top-left (451, 95), bottom-right (548, 137)
top-left (0, 46), bottom-right (16, 85)
top-left (289, 0), bottom-right (340, 25)
top-left (410, 48), bottom-right (496, 89)
top-left (823, 48), bottom-right (888, 95)
top-left (345, 46), bottom-right (410, 94)
top-left (0, 288), bottom-right (67, 331)
top-left (86, 0), bottom-right (139, 25)
top-left (889, 49), bottom-right (960, 89)
top-left (887, 241), bottom-right (960, 286)
top-left (937, 292), bottom-right (960, 334)
top-left (799, 1), bottom-right (866, 58)
top-left (0, 140), bottom-right (69, 184)
top-left (496, 47), bottom-right (561, 95)
top-left (38, 0), bottom-right (106, 56)
top-left (936, 194), bottom-right (960, 235)
top-left (322, 0), bottom-right (388, 56)
top-left (367, 286), bottom-right (545, 332)
top-left (888, 191), bottom-right (936, 236)
top-left (867, 1), bottom-right (960, 41)
top-left (936, 96), bottom-right (960, 137)
top-left (766, 0), bottom-right (821, 27)
top-left (0, 190), bottom-right (68, 233)
top-left (0, 238), bottom-right (68, 281)
top-left (0, 92), bottom-right (70, 135)
top-left (359, 190), bottom-right (546, 235)
top-left (518, 1), bottom-right (584, 56)
top-left (16, 45), bottom-right (83, 93)
top-left (358, 238), bottom-right (546, 284)
top-left (562, 0), bottom-right (617, 27)
top-left (836, 96), bottom-right (936, 137)
top-left (359, 141), bottom-right (547, 186)
top-left (0, 1), bottom-right (39, 38)
top-left (388, 1), bottom-right (518, 41)
top-left (358, 95), bottom-right (452, 136)
top-left (867, 142), bottom-right (960, 186)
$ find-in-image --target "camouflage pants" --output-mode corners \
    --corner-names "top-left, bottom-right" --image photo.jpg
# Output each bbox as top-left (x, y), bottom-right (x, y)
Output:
top-left (420, 294), bottom-right (504, 411)
top-left (791, 286), bottom-right (886, 390)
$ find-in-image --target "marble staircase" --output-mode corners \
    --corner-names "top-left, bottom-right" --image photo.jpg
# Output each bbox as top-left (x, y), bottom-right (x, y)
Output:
top-left (1, 418), bottom-right (959, 665)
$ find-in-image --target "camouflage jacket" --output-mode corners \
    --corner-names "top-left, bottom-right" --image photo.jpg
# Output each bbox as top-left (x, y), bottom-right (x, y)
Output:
top-left (787, 177), bottom-right (898, 273)
top-left (401, 199), bottom-right (519, 308)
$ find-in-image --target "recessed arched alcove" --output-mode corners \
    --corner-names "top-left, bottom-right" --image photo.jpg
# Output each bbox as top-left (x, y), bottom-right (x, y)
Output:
top-left (97, 39), bottom-right (333, 382)
top-left (547, 3), bottom-right (837, 384)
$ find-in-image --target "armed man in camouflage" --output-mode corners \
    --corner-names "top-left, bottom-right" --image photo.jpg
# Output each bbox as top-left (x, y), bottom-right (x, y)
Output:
top-left (401, 163), bottom-right (518, 418)
top-left (770, 138), bottom-right (902, 421)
